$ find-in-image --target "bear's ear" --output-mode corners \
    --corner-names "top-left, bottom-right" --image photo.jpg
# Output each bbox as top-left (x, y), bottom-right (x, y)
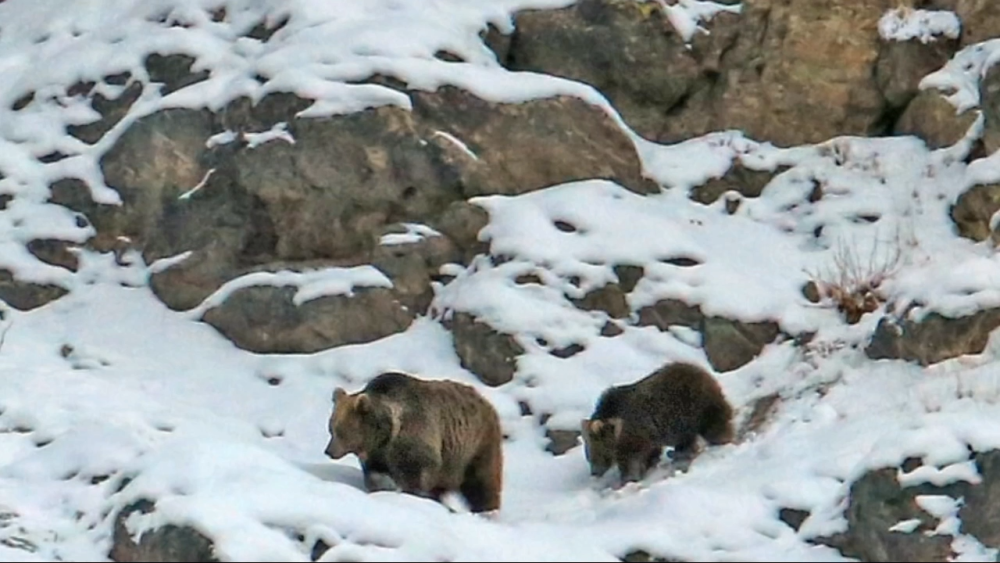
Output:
top-left (588, 420), bottom-right (603, 435)
top-left (355, 393), bottom-right (371, 415)
top-left (333, 387), bottom-right (347, 404)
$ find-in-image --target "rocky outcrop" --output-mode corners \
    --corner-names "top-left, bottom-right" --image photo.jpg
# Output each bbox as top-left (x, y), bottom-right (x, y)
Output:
top-left (201, 284), bottom-right (414, 354)
top-left (951, 183), bottom-right (1000, 244)
top-left (444, 312), bottom-right (525, 387)
top-left (981, 63), bottom-right (1000, 156)
top-left (816, 451), bottom-right (1000, 562)
top-left (689, 162), bottom-right (789, 205)
top-left (497, 0), bottom-right (959, 147)
top-left (865, 308), bottom-right (1000, 365)
top-left (0, 270), bottom-right (68, 311)
top-left (75, 81), bottom-right (657, 353)
top-left (110, 499), bottom-right (217, 563)
top-left (894, 90), bottom-right (978, 150)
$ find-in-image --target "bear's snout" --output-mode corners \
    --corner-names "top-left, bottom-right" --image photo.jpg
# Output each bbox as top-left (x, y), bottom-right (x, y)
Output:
top-left (325, 438), bottom-right (347, 460)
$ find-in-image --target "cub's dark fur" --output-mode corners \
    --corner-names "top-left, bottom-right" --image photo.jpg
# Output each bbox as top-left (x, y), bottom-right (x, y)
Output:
top-left (582, 361), bottom-right (734, 483)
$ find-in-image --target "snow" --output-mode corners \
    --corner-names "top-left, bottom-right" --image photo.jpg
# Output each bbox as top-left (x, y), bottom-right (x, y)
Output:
top-left (0, 0), bottom-right (998, 561)
top-left (878, 8), bottom-right (961, 44)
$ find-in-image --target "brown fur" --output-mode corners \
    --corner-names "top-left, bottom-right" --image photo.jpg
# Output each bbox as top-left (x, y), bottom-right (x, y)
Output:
top-left (325, 371), bottom-right (504, 513)
top-left (581, 361), bottom-right (734, 484)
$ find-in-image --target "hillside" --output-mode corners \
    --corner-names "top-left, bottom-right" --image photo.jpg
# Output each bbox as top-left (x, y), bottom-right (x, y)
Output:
top-left (1, 0), bottom-right (1000, 561)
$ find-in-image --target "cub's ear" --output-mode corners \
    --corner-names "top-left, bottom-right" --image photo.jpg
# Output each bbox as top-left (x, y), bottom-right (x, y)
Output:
top-left (332, 387), bottom-right (347, 404)
top-left (589, 420), bottom-right (604, 434)
top-left (355, 393), bottom-right (371, 415)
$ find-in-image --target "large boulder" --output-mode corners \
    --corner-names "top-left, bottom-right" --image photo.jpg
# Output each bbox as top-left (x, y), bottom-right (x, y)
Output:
top-left (110, 499), bottom-right (217, 563)
top-left (498, 0), bottom-right (963, 147)
top-left (950, 183), bottom-right (1000, 243)
top-left (83, 83), bottom-right (657, 353)
top-left (894, 90), bottom-right (978, 150)
top-left (980, 63), bottom-right (1000, 156)
top-left (444, 312), bottom-right (525, 387)
top-left (865, 308), bottom-right (1000, 365)
top-left (816, 451), bottom-right (1000, 562)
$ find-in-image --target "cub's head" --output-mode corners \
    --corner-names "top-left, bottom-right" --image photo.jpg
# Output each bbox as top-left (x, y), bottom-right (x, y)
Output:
top-left (325, 387), bottom-right (373, 460)
top-left (580, 418), bottom-right (622, 477)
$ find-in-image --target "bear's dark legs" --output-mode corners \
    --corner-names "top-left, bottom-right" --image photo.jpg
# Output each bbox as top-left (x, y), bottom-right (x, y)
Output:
top-left (460, 442), bottom-right (503, 513)
top-left (387, 436), bottom-right (441, 499)
top-left (362, 459), bottom-right (398, 492)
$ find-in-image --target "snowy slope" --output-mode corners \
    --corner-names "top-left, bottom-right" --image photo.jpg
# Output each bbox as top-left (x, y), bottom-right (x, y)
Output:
top-left (0, 0), bottom-right (999, 561)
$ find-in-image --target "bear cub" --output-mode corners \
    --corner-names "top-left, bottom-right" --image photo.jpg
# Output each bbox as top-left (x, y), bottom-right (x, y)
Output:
top-left (325, 371), bottom-right (504, 513)
top-left (581, 361), bottom-right (734, 484)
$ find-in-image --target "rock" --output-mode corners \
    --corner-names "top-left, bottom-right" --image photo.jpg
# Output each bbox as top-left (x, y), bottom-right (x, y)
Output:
top-left (816, 466), bottom-right (954, 562)
top-left (600, 320), bottom-right (625, 337)
top-left (201, 283), bottom-right (414, 354)
top-left (701, 316), bottom-right (780, 372)
top-left (545, 428), bottom-right (581, 456)
top-left (689, 161), bottom-right (788, 205)
top-left (88, 79), bottom-right (656, 350)
top-left (778, 507), bottom-right (810, 532)
top-left (0, 269), bottom-right (68, 311)
top-left (620, 550), bottom-right (683, 563)
top-left (815, 451), bottom-right (1000, 561)
top-left (408, 87), bottom-right (660, 197)
top-left (144, 53), bottom-right (210, 96)
top-left (431, 200), bottom-right (490, 260)
top-left (501, 0), bottom-right (738, 143)
top-left (741, 392), bottom-right (781, 438)
top-left (876, 37), bottom-right (958, 111)
top-left (612, 264), bottom-right (644, 293)
top-left (894, 90), bottom-right (978, 149)
top-left (570, 283), bottom-right (630, 319)
top-left (502, 0), bottom-right (905, 146)
top-left (981, 63), bottom-right (1000, 157)
top-left (26, 239), bottom-right (79, 272)
top-left (955, 0), bottom-right (1000, 46)
top-left (951, 183), bottom-right (1000, 243)
top-left (109, 499), bottom-right (217, 562)
top-left (371, 228), bottom-right (460, 315)
top-left (444, 312), bottom-right (524, 386)
top-left (67, 80), bottom-right (143, 144)
top-left (802, 281), bottom-right (822, 303)
top-left (865, 308), bottom-right (1000, 366)
top-left (635, 298), bottom-right (703, 330)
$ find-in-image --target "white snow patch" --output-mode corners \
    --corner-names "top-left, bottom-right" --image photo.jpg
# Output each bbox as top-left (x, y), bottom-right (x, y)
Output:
top-left (878, 8), bottom-right (961, 44)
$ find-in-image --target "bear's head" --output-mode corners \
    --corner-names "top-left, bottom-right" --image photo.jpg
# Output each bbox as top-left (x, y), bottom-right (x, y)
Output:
top-left (326, 387), bottom-right (373, 460)
top-left (580, 417), bottom-right (622, 477)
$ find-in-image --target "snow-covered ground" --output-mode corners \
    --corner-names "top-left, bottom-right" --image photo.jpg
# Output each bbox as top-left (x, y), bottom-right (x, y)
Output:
top-left (1, 0), bottom-right (1000, 561)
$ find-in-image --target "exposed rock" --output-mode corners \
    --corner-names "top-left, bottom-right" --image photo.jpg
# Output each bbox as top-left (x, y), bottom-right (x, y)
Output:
top-left (549, 343), bottom-right (586, 359)
top-left (865, 308), bottom-right (1000, 366)
top-left (201, 284), bottom-right (414, 354)
top-left (109, 499), bottom-right (217, 562)
top-left (600, 320), bottom-right (625, 337)
top-left (0, 270), bottom-right (68, 311)
top-left (954, 0), bottom-right (1000, 46)
top-left (636, 298), bottom-right (702, 330)
top-left (444, 312), bottom-right (524, 386)
top-left (90, 83), bottom-right (654, 351)
top-left (620, 549), bottom-right (684, 563)
top-left (430, 200), bottom-right (490, 261)
top-left (778, 507), bottom-right (810, 532)
top-left (613, 264), bottom-right (644, 293)
top-left (501, 0), bottom-right (739, 143)
top-left (894, 90), bottom-right (978, 150)
top-left (951, 183), bottom-right (1000, 243)
top-left (570, 283), bottom-right (630, 319)
top-left (67, 81), bottom-right (143, 144)
top-left (144, 53), bottom-right (210, 96)
top-left (876, 37), bottom-right (958, 110)
top-left (26, 239), bottom-right (79, 272)
top-left (814, 451), bottom-right (1000, 561)
top-left (981, 63), bottom-right (1000, 156)
top-left (47, 178), bottom-right (124, 241)
top-left (371, 228), bottom-right (460, 315)
top-left (802, 281), bottom-right (822, 303)
top-left (741, 392), bottom-right (781, 438)
top-left (500, 0), bottom-right (910, 146)
top-left (689, 161), bottom-right (788, 205)
top-left (701, 316), bottom-right (780, 373)
top-left (408, 87), bottom-right (660, 197)
top-left (545, 428), bottom-right (581, 456)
